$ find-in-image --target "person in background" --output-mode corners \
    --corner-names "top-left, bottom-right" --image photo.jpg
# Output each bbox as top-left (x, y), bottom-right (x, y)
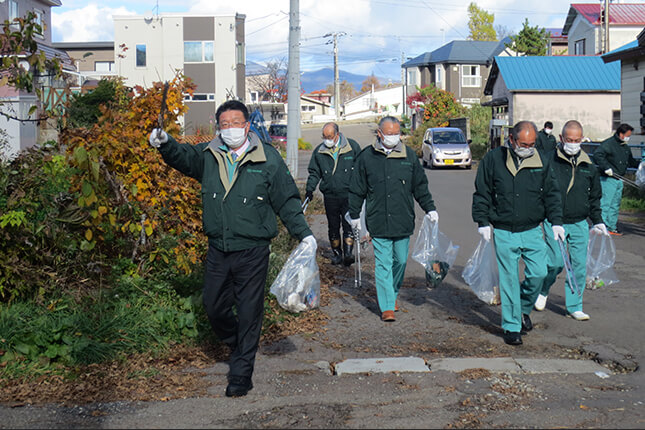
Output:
top-left (535, 120), bottom-right (608, 321)
top-left (348, 116), bottom-right (438, 323)
top-left (593, 123), bottom-right (642, 236)
top-left (536, 121), bottom-right (556, 153)
top-left (149, 100), bottom-right (315, 398)
top-left (305, 123), bottom-right (361, 266)
top-left (472, 121), bottom-right (563, 346)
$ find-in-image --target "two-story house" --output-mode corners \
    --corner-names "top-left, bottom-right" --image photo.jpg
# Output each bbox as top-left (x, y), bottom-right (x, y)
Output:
top-left (52, 41), bottom-right (116, 90)
top-left (113, 12), bottom-right (246, 135)
top-left (563, 3), bottom-right (645, 55)
top-left (402, 38), bottom-right (513, 110)
top-left (0, 0), bottom-right (73, 159)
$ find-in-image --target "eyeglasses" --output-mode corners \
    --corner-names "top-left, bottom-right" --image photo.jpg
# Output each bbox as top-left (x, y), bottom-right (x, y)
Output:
top-left (219, 120), bottom-right (247, 129)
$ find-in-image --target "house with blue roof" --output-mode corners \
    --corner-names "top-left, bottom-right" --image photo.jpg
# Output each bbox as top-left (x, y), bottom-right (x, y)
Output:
top-left (483, 55), bottom-right (621, 145)
top-left (401, 38), bottom-right (513, 111)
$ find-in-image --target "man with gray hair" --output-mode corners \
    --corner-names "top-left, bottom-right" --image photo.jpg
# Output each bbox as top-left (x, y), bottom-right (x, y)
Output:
top-left (348, 116), bottom-right (438, 322)
top-left (305, 122), bottom-right (361, 265)
top-left (472, 121), bottom-right (563, 345)
top-left (534, 120), bottom-right (607, 321)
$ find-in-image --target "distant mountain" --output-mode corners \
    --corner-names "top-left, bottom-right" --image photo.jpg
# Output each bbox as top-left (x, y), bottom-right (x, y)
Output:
top-left (300, 67), bottom-right (397, 94)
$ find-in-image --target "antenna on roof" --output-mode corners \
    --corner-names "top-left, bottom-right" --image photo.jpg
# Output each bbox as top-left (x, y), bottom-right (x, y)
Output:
top-left (153, 0), bottom-right (160, 18)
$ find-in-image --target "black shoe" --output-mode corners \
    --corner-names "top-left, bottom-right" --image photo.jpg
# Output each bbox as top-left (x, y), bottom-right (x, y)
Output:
top-left (503, 331), bottom-right (523, 346)
top-left (330, 247), bottom-right (343, 265)
top-left (343, 238), bottom-right (355, 266)
top-left (226, 376), bottom-right (253, 397)
top-left (521, 314), bottom-right (533, 333)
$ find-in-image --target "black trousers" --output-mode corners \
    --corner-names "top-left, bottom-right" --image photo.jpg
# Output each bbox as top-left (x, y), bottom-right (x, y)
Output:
top-left (202, 244), bottom-right (270, 379)
top-left (324, 196), bottom-right (352, 243)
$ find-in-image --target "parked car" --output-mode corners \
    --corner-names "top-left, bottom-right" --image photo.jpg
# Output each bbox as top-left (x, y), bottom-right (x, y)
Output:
top-left (421, 127), bottom-right (472, 169)
top-left (268, 123), bottom-right (287, 146)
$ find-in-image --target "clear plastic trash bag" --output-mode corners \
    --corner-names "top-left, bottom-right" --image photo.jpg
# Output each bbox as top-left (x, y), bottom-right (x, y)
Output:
top-left (270, 239), bottom-right (320, 313)
top-left (636, 162), bottom-right (645, 189)
top-left (586, 229), bottom-right (619, 290)
top-left (461, 238), bottom-right (501, 305)
top-left (412, 216), bottom-right (459, 287)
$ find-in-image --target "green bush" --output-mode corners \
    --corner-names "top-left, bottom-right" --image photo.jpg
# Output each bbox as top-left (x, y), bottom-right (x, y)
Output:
top-left (298, 138), bottom-right (312, 150)
top-left (66, 80), bottom-right (118, 128)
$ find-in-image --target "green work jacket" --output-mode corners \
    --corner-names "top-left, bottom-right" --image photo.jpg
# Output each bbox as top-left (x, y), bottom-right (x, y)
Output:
top-left (536, 129), bottom-right (557, 153)
top-left (593, 134), bottom-right (640, 177)
top-left (305, 134), bottom-right (361, 199)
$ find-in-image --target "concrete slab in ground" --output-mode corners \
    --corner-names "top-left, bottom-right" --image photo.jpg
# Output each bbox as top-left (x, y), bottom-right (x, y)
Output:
top-left (514, 358), bottom-right (609, 374)
top-left (334, 357), bottom-right (429, 376)
top-left (428, 357), bottom-right (519, 373)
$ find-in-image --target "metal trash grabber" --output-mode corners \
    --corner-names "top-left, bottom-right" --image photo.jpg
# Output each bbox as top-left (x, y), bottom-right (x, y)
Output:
top-left (301, 196), bottom-right (310, 214)
top-left (613, 172), bottom-right (641, 190)
top-left (557, 238), bottom-right (582, 297)
top-left (344, 212), bottom-right (362, 288)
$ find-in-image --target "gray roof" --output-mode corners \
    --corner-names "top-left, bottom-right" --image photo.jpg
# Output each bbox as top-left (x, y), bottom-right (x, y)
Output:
top-left (402, 38), bottom-right (511, 68)
top-left (52, 41), bottom-right (114, 50)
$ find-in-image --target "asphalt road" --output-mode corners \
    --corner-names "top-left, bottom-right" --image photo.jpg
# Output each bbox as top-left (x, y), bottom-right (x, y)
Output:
top-left (2, 122), bottom-right (644, 428)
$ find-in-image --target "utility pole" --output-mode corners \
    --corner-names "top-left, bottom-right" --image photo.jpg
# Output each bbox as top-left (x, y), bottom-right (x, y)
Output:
top-left (401, 51), bottom-right (406, 117)
top-left (333, 33), bottom-right (340, 121)
top-left (286, 0), bottom-right (301, 179)
top-left (604, 0), bottom-right (610, 54)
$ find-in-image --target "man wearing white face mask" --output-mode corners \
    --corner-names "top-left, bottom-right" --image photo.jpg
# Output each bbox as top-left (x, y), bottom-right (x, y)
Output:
top-left (148, 100), bottom-right (315, 398)
top-left (535, 120), bottom-right (606, 321)
top-left (472, 121), bottom-right (563, 346)
top-left (348, 116), bottom-right (438, 322)
top-left (536, 121), bottom-right (556, 153)
top-left (593, 123), bottom-right (642, 236)
top-left (305, 123), bottom-right (361, 266)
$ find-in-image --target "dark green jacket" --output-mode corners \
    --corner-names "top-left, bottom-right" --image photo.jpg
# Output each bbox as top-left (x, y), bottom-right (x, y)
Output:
top-left (348, 140), bottom-right (436, 239)
top-left (158, 132), bottom-right (312, 252)
top-left (551, 147), bottom-right (603, 225)
top-left (593, 134), bottom-right (640, 177)
top-left (536, 129), bottom-right (557, 153)
top-left (305, 134), bottom-right (361, 199)
top-left (472, 146), bottom-right (563, 232)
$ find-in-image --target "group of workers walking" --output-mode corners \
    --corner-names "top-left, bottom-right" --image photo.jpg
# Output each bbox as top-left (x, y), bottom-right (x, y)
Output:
top-left (148, 99), bottom-right (642, 397)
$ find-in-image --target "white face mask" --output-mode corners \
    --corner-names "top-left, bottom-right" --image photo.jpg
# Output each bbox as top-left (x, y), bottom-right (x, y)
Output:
top-left (220, 127), bottom-right (247, 149)
top-left (545, 128), bottom-right (552, 135)
top-left (514, 145), bottom-right (535, 159)
top-left (623, 136), bottom-right (631, 143)
top-left (381, 134), bottom-right (400, 149)
top-left (323, 138), bottom-right (337, 148)
top-left (563, 142), bottom-right (581, 156)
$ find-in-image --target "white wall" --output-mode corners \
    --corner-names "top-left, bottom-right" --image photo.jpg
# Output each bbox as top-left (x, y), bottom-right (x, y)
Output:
top-left (344, 86), bottom-right (403, 116)
top-left (568, 17), bottom-right (597, 55)
top-left (512, 92), bottom-right (620, 140)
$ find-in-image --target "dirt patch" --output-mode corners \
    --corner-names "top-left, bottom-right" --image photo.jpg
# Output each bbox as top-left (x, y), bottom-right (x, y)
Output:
top-left (218, 403), bottom-right (352, 429)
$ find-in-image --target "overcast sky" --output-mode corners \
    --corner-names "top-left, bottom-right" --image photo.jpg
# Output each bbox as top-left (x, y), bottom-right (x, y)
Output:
top-left (51, 0), bottom-right (644, 81)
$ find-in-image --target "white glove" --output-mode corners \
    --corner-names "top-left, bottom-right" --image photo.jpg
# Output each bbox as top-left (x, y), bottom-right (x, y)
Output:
top-left (552, 225), bottom-right (565, 241)
top-left (349, 218), bottom-right (361, 232)
top-left (149, 128), bottom-right (168, 148)
top-left (592, 223), bottom-right (609, 236)
top-left (478, 226), bottom-right (492, 242)
top-left (302, 235), bottom-right (317, 250)
top-left (604, 168), bottom-right (613, 177)
top-left (426, 211), bottom-right (439, 223)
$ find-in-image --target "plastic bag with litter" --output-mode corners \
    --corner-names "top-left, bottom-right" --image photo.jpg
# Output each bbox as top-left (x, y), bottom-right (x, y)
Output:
top-left (269, 239), bottom-right (320, 313)
top-left (411, 216), bottom-right (459, 287)
top-left (462, 237), bottom-right (500, 305)
top-left (585, 229), bottom-right (619, 290)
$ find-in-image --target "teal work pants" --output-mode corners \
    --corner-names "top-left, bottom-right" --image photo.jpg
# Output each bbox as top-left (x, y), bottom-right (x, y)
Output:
top-left (540, 220), bottom-right (588, 313)
top-left (600, 176), bottom-right (623, 231)
top-left (372, 237), bottom-right (410, 312)
top-left (493, 226), bottom-right (548, 333)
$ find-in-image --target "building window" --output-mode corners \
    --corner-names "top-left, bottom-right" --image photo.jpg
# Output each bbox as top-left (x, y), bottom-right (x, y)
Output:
top-left (612, 110), bottom-right (621, 131)
top-left (8, 0), bottom-right (19, 23)
top-left (435, 67), bottom-right (442, 83)
top-left (461, 98), bottom-right (480, 106)
top-left (574, 39), bottom-right (585, 55)
top-left (135, 44), bottom-right (146, 67)
top-left (407, 69), bottom-right (417, 86)
top-left (185, 93), bottom-right (216, 102)
top-left (301, 105), bottom-right (315, 112)
top-left (236, 42), bottom-right (245, 65)
top-left (95, 61), bottom-right (115, 72)
top-left (34, 9), bottom-right (44, 37)
top-left (462, 65), bottom-right (481, 87)
top-left (250, 91), bottom-right (259, 103)
top-left (184, 41), bottom-right (214, 63)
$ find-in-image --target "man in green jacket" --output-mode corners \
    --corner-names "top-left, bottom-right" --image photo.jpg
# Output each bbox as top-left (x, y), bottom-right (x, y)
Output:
top-left (472, 121), bottom-right (563, 346)
top-left (593, 123), bottom-right (642, 235)
top-left (348, 116), bottom-right (438, 323)
top-left (536, 121), bottom-right (556, 153)
top-left (534, 120), bottom-right (608, 321)
top-left (305, 123), bottom-right (361, 266)
top-left (148, 100), bottom-right (315, 398)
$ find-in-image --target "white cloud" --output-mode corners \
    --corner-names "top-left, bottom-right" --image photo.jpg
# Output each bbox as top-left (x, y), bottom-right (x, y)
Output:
top-left (52, 4), bottom-right (135, 42)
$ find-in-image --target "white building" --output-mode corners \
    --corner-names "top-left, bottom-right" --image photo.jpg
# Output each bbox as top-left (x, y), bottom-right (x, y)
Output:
top-left (343, 85), bottom-right (404, 121)
top-left (113, 13), bottom-right (246, 134)
top-left (563, 3), bottom-right (645, 55)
